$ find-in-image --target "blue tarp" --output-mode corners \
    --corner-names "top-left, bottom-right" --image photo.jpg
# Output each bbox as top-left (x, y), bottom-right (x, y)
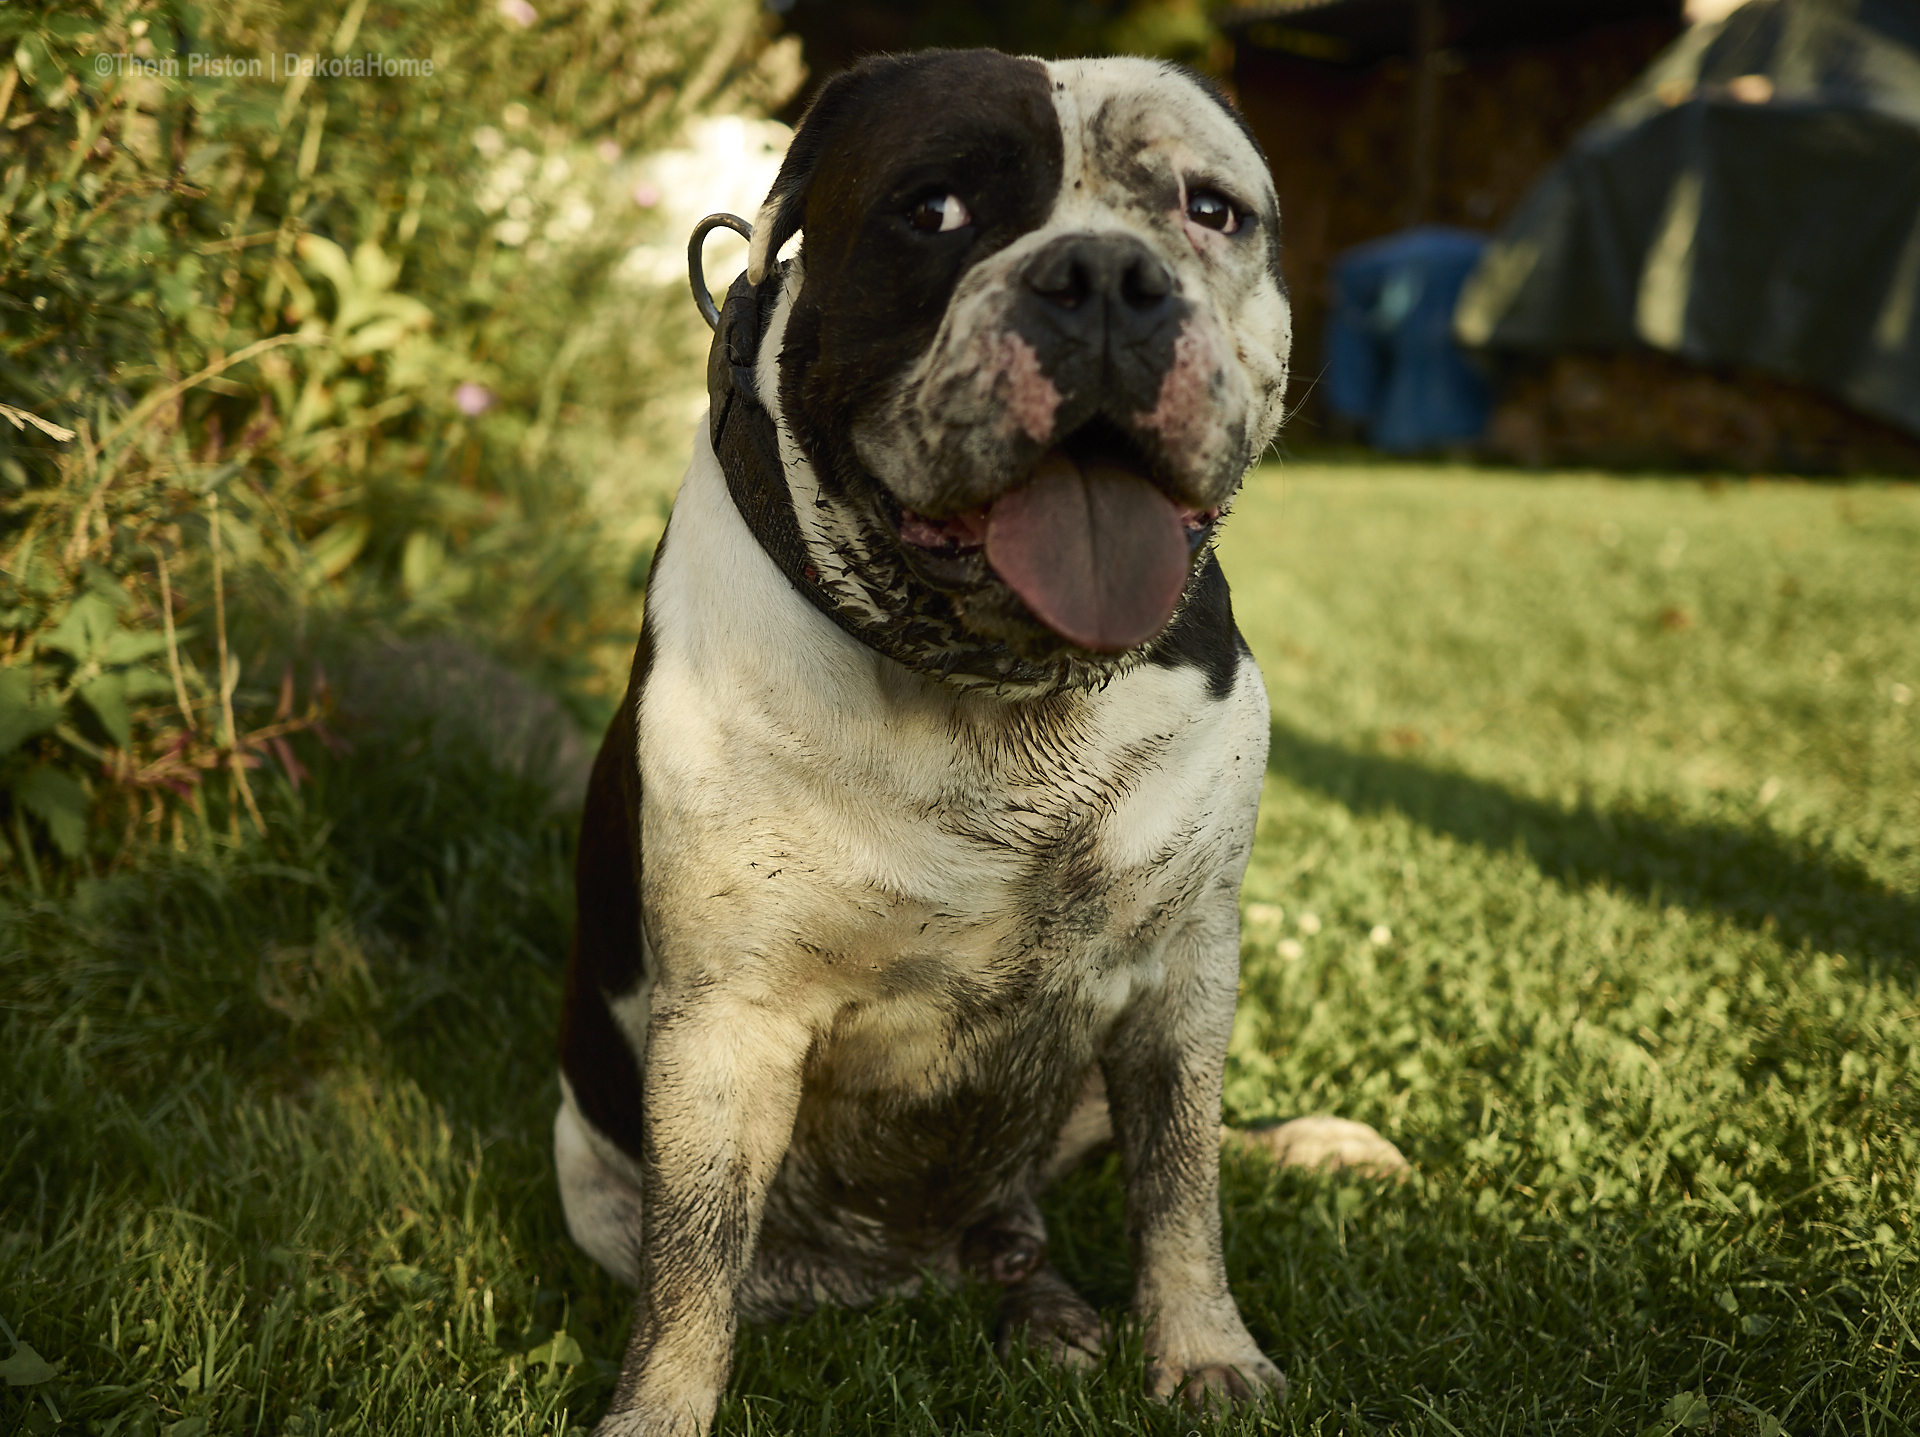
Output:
top-left (1325, 226), bottom-right (1493, 453)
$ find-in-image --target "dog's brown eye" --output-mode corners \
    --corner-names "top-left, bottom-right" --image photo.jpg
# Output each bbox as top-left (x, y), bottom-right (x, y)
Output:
top-left (909, 193), bottom-right (973, 234)
top-left (1186, 189), bottom-right (1239, 234)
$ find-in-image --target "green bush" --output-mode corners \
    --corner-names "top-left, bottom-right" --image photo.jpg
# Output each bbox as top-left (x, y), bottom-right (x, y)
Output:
top-left (0, 0), bottom-right (802, 868)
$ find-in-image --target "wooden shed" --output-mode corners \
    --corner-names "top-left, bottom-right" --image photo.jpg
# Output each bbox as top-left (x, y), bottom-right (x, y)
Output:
top-left (1220, 0), bottom-right (1686, 433)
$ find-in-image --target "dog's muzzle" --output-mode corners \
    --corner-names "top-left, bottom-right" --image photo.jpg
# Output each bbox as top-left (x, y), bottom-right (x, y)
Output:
top-left (885, 443), bottom-right (1218, 654)
top-left (873, 231), bottom-right (1224, 654)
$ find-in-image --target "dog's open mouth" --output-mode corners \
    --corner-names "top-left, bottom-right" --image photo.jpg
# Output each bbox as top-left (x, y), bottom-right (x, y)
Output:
top-left (888, 424), bottom-right (1220, 654)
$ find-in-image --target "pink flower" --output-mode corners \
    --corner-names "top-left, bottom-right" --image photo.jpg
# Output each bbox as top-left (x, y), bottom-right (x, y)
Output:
top-left (631, 182), bottom-right (660, 209)
top-left (497, 0), bottom-right (538, 28)
top-left (454, 382), bottom-right (495, 417)
top-left (596, 139), bottom-right (622, 163)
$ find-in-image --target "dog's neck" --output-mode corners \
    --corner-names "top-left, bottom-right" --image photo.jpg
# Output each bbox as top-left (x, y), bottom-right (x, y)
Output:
top-left (706, 274), bottom-right (845, 636)
top-left (707, 271), bottom-right (1128, 698)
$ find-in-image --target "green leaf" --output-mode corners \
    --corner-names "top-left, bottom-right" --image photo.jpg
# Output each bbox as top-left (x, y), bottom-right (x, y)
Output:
top-left (308, 518), bottom-right (370, 580)
top-left (340, 314), bottom-right (429, 359)
top-left (123, 666), bottom-right (176, 701)
top-left (42, 15), bottom-right (99, 44)
top-left (401, 530), bottom-right (446, 596)
top-left (0, 1341), bottom-right (56, 1385)
top-left (102, 628), bottom-right (175, 665)
top-left (40, 591), bottom-right (119, 659)
top-left (80, 563), bottom-right (129, 606)
top-left (79, 670), bottom-right (131, 747)
top-left (14, 765), bottom-right (89, 856)
top-left (1663, 1392), bottom-right (1712, 1430)
top-left (0, 667), bottom-right (63, 755)
top-left (1741, 1312), bottom-right (1774, 1336)
top-left (525, 1331), bottom-right (583, 1369)
top-left (158, 263), bottom-right (204, 319)
top-left (1714, 1287), bottom-right (1739, 1313)
top-left (351, 239), bottom-right (401, 295)
top-left (297, 234), bottom-right (356, 294)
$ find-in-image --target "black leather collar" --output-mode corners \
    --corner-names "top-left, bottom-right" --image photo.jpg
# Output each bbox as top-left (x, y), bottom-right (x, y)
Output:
top-left (707, 271), bottom-right (862, 641)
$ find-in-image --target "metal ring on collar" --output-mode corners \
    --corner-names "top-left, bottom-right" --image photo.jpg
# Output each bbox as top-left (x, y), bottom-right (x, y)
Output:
top-left (689, 213), bottom-right (755, 332)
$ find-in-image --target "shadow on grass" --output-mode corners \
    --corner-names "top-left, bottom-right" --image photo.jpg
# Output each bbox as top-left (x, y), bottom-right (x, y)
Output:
top-left (1268, 723), bottom-right (1918, 974)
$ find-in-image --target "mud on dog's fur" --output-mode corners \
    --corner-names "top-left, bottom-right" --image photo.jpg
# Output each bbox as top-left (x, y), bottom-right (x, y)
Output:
top-left (556, 49), bottom-right (1295, 1435)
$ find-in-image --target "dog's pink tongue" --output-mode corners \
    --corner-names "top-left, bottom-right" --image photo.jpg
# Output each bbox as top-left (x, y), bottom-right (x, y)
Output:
top-left (984, 452), bottom-right (1189, 653)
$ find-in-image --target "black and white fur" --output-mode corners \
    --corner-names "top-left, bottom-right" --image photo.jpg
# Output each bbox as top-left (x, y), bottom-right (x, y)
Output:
top-left (555, 51), bottom-right (1293, 1436)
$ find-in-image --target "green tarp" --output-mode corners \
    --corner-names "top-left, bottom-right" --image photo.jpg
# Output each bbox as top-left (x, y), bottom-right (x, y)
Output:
top-left (1455, 0), bottom-right (1920, 438)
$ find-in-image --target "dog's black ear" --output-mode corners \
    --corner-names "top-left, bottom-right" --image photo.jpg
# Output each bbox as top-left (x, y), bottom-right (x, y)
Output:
top-left (747, 57), bottom-right (897, 284)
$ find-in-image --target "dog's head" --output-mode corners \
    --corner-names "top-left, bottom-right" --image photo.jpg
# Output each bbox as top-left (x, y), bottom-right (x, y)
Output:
top-left (734, 49), bottom-right (1290, 693)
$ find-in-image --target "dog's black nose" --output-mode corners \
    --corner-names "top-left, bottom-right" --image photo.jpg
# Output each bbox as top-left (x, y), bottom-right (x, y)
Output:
top-left (1025, 231), bottom-right (1173, 322)
top-left (1018, 233), bottom-right (1185, 412)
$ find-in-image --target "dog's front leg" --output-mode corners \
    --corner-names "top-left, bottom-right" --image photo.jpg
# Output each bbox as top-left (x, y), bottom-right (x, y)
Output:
top-left (1102, 906), bottom-right (1285, 1408)
top-left (596, 994), bottom-right (811, 1437)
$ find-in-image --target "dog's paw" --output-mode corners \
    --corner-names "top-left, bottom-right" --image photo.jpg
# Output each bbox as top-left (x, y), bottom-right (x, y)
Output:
top-left (995, 1266), bottom-right (1105, 1371)
top-left (590, 1378), bottom-right (721, 1437)
top-left (590, 1410), bottom-right (703, 1437)
top-left (1147, 1352), bottom-right (1287, 1410)
top-left (1223, 1114), bottom-right (1410, 1180)
top-left (1142, 1309), bottom-right (1285, 1411)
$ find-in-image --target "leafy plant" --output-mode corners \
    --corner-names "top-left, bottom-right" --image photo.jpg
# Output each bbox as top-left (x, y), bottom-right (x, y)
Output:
top-left (0, 0), bottom-right (802, 867)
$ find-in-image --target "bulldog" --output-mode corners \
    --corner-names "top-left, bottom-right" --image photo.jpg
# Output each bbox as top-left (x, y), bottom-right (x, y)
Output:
top-left (555, 48), bottom-right (1294, 1435)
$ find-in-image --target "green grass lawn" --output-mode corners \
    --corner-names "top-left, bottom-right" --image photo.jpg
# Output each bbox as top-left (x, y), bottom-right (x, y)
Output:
top-left (5, 464), bottom-right (1917, 1436)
